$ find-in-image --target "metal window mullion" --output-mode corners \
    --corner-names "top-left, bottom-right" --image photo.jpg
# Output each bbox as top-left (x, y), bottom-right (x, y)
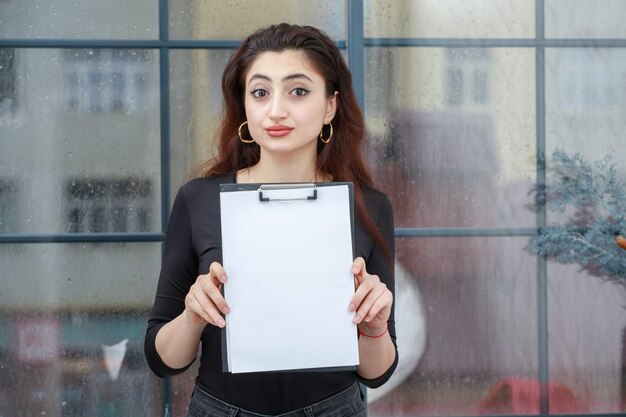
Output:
top-left (395, 227), bottom-right (539, 238)
top-left (535, 0), bottom-right (549, 414)
top-left (157, 1), bottom-right (172, 417)
top-left (3, 37), bottom-right (625, 51)
top-left (0, 233), bottom-right (164, 243)
top-left (347, 0), bottom-right (365, 109)
top-left (0, 39), bottom-right (242, 49)
top-left (158, 19), bottom-right (171, 237)
top-left (365, 38), bottom-right (539, 47)
top-left (363, 38), bottom-right (626, 48)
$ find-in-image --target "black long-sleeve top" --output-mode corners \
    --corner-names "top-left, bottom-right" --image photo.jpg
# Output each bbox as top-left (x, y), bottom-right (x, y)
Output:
top-left (144, 172), bottom-right (398, 414)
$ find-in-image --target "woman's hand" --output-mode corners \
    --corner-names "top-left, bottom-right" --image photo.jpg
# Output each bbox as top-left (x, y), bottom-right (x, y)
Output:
top-left (184, 262), bottom-right (230, 328)
top-left (349, 257), bottom-right (392, 337)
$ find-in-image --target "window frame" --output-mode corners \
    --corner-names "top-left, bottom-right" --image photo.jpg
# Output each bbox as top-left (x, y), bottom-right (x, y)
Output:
top-left (2, 0), bottom-right (626, 415)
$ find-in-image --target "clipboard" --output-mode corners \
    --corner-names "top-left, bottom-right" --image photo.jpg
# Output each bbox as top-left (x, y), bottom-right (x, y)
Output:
top-left (219, 182), bottom-right (359, 374)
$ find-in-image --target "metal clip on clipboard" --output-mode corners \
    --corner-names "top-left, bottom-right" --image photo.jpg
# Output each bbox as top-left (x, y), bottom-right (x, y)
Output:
top-left (258, 183), bottom-right (317, 202)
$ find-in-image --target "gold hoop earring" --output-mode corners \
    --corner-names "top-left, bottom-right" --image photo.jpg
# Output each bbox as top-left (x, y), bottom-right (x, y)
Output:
top-left (238, 121), bottom-right (255, 143)
top-left (319, 122), bottom-right (333, 144)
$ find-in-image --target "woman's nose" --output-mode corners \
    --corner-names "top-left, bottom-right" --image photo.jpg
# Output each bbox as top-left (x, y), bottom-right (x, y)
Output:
top-left (268, 95), bottom-right (288, 121)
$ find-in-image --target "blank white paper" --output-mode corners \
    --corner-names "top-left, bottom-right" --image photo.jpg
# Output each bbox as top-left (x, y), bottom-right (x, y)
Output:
top-left (220, 184), bottom-right (358, 373)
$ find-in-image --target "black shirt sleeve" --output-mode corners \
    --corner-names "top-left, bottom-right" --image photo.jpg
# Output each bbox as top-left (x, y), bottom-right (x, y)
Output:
top-left (144, 187), bottom-right (199, 377)
top-left (356, 192), bottom-right (399, 388)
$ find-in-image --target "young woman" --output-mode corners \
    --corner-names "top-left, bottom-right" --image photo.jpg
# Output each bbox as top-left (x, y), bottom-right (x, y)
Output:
top-left (145, 23), bottom-right (398, 416)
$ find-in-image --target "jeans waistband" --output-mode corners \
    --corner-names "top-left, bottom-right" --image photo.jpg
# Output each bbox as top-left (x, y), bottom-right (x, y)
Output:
top-left (190, 382), bottom-right (364, 417)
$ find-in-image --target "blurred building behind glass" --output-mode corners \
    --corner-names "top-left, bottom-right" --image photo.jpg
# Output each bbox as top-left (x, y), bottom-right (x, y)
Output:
top-left (1, 1), bottom-right (626, 416)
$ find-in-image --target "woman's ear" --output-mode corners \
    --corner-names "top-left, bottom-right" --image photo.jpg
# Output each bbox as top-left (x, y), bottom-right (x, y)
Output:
top-left (324, 91), bottom-right (338, 124)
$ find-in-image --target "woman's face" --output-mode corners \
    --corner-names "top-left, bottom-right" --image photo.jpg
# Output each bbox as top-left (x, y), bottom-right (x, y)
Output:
top-left (243, 50), bottom-right (337, 161)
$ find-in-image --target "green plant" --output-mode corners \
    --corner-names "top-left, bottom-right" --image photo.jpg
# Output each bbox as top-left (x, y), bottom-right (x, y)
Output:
top-left (530, 149), bottom-right (626, 279)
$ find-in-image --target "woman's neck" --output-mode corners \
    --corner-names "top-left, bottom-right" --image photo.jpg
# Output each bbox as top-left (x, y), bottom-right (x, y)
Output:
top-left (246, 152), bottom-right (325, 183)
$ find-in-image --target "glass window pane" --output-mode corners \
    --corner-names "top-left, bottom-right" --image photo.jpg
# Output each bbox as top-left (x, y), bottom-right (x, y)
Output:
top-left (365, 0), bottom-right (534, 39)
top-left (0, 48), bottom-right (161, 234)
top-left (545, 0), bottom-right (626, 39)
top-left (170, 363), bottom-right (199, 417)
top-left (365, 47), bottom-right (537, 228)
top-left (0, 243), bottom-right (162, 416)
top-left (543, 47), bottom-right (625, 413)
top-left (547, 263), bottom-right (626, 412)
top-left (368, 237), bottom-right (538, 415)
top-left (545, 48), bottom-right (626, 226)
top-left (169, 49), bottom-right (231, 198)
top-left (0, 1), bottom-right (158, 40)
top-left (169, 0), bottom-right (346, 40)
top-left (1, 243), bottom-right (160, 308)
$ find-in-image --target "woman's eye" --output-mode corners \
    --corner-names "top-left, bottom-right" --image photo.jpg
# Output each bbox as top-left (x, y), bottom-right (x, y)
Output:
top-left (251, 89), bottom-right (268, 98)
top-left (291, 87), bottom-right (310, 97)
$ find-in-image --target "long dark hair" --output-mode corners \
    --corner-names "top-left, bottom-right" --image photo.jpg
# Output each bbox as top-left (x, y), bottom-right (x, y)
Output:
top-left (196, 23), bottom-right (389, 259)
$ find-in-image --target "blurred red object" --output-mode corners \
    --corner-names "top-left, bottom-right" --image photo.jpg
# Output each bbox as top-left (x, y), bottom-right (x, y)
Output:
top-left (478, 377), bottom-right (583, 414)
top-left (616, 235), bottom-right (626, 250)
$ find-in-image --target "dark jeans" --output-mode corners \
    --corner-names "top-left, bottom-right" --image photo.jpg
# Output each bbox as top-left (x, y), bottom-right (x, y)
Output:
top-left (186, 382), bottom-right (367, 417)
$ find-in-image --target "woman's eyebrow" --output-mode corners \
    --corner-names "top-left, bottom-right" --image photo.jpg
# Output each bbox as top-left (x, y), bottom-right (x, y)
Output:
top-left (283, 73), bottom-right (314, 83)
top-left (248, 73), bottom-right (314, 85)
top-left (248, 73), bottom-right (271, 84)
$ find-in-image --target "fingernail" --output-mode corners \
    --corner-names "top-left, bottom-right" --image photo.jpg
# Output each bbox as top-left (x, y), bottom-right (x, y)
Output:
top-left (218, 318), bottom-right (226, 327)
top-left (352, 266), bottom-right (359, 274)
top-left (365, 316), bottom-right (371, 322)
top-left (349, 303), bottom-right (355, 311)
top-left (353, 315), bottom-right (361, 324)
top-left (222, 306), bottom-right (230, 314)
top-left (220, 275), bottom-right (227, 283)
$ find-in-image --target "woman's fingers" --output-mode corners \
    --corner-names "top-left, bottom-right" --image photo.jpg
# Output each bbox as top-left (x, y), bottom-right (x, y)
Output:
top-left (352, 257), bottom-right (366, 280)
top-left (185, 289), bottom-right (221, 326)
top-left (349, 257), bottom-right (368, 311)
top-left (352, 280), bottom-right (387, 323)
top-left (199, 274), bottom-right (230, 315)
top-left (184, 262), bottom-right (230, 328)
top-left (209, 261), bottom-right (228, 284)
top-left (207, 261), bottom-right (230, 313)
top-left (349, 257), bottom-right (392, 327)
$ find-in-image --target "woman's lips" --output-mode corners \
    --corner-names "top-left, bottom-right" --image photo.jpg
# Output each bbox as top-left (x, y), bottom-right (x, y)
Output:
top-left (266, 125), bottom-right (293, 137)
